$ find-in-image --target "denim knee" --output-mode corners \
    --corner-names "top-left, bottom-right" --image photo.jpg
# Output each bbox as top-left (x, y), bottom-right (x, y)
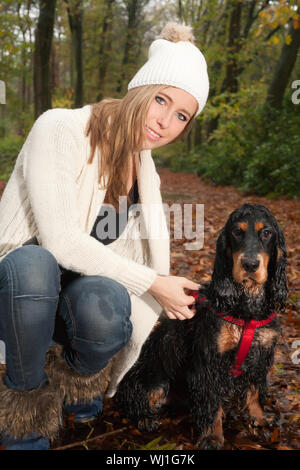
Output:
top-left (0, 245), bottom-right (61, 390)
top-left (60, 276), bottom-right (132, 374)
top-left (1, 245), bottom-right (61, 298)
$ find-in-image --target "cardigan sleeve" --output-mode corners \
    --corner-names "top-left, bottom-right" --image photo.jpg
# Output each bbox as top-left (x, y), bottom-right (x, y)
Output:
top-left (23, 109), bottom-right (157, 297)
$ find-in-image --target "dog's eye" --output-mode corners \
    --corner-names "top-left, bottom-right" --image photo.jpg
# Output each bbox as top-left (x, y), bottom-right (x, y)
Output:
top-left (261, 229), bottom-right (272, 239)
top-left (232, 228), bottom-right (243, 238)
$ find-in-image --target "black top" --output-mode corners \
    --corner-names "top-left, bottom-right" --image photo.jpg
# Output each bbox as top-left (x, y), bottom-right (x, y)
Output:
top-left (90, 179), bottom-right (139, 245)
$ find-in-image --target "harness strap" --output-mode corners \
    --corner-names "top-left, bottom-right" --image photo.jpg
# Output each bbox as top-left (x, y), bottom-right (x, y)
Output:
top-left (189, 291), bottom-right (276, 377)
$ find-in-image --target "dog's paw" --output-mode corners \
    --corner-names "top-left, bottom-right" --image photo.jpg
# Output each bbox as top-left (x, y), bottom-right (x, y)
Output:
top-left (197, 435), bottom-right (224, 450)
top-left (249, 413), bottom-right (276, 431)
top-left (137, 417), bottom-right (161, 432)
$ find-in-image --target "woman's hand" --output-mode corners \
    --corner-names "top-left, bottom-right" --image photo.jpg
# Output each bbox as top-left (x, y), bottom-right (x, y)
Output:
top-left (148, 275), bottom-right (200, 320)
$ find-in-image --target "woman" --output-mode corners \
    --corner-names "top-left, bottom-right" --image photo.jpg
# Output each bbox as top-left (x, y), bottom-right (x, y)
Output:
top-left (0, 22), bottom-right (209, 449)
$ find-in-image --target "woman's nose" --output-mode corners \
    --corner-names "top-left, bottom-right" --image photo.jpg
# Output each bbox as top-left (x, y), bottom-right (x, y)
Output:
top-left (157, 112), bottom-right (171, 129)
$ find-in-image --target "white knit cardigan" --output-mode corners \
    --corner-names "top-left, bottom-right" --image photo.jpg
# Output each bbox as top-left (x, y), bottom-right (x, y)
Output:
top-left (0, 105), bottom-right (170, 395)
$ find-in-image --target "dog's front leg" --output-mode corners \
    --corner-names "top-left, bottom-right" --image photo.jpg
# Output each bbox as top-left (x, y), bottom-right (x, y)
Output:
top-left (196, 406), bottom-right (224, 450)
top-left (187, 375), bottom-right (225, 450)
top-left (135, 381), bottom-right (170, 432)
top-left (246, 385), bottom-right (265, 425)
top-left (245, 380), bottom-right (276, 428)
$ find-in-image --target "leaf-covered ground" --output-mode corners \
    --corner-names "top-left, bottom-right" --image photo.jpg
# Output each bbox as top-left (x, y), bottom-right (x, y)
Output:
top-left (0, 169), bottom-right (299, 450)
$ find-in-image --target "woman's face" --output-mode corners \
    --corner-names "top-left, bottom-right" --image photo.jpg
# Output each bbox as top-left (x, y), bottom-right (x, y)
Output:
top-left (142, 87), bottom-right (198, 150)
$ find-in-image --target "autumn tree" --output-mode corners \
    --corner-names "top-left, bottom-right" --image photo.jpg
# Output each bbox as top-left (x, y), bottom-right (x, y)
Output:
top-left (267, 5), bottom-right (300, 109)
top-left (116, 0), bottom-right (150, 94)
top-left (34, 0), bottom-right (57, 118)
top-left (65, 0), bottom-right (84, 107)
top-left (97, 0), bottom-right (115, 101)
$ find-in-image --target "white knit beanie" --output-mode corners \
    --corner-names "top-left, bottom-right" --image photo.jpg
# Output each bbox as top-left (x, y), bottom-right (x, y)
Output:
top-left (128, 22), bottom-right (209, 117)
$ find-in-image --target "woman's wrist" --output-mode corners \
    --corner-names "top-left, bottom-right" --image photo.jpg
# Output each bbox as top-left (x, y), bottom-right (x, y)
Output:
top-left (148, 274), bottom-right (162, 296)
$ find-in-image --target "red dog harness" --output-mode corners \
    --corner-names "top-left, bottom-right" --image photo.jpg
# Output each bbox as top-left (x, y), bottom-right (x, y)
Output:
top-left (189, 292), bottom-right (276, 377)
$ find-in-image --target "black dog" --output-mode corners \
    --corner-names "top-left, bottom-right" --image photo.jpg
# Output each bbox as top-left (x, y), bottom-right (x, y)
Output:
top-left (114, 203), bottom-right (288, 449)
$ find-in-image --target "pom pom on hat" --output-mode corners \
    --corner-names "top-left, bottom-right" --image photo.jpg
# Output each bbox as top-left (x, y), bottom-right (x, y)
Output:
top-left (157, 22), bottom-right (195, 44)
top-left (128, 22), bottom-right (209, 116)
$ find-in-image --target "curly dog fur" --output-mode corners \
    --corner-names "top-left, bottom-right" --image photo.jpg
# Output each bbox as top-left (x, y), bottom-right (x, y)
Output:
top-left (114, 203), bottom-right (288, 449)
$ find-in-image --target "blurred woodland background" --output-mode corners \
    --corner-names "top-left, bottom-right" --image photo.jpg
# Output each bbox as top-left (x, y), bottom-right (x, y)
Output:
top-left (0, 0), bottom-right (299, 197)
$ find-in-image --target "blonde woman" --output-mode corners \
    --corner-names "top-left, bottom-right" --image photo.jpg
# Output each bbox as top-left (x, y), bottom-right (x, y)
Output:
top-left (0, 23), bottom-right (209, 449)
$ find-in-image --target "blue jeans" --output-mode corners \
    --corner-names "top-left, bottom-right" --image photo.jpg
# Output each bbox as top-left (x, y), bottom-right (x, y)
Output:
top-left (0, 245), bottom-right (132, 392)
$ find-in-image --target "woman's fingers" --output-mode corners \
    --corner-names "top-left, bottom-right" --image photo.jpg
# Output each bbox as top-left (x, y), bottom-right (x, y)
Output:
top-left (165, 311), bottom-right (176, 320)
top-left (149, 275), bottom-right (199, 320)
top-left (181, 278), bottom-right (200, 291)
top-left (165, 304), bottom-right (195, 321)
top-left (186, 295), bottom-right (197, 305)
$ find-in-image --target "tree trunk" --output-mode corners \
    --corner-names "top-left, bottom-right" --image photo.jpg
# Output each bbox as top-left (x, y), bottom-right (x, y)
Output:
top-left (266, 7), bottom-right (300, 110)
top-left (65, 0), bottom-right (84, 108)
top-left (178, 0), bottom-right (183, 21)
top-left (97, 0), bottom-right (115, 101)
top-left (33, 0), bottom-right (57, 119)
top-left (221, 0), bottom-right (242, 94)
top-left (205, 1), bottom-right (273, 139)
top-left (205, 0), bottom-right (242, 137)
top-left (116, 0), bottom-right (144, 94)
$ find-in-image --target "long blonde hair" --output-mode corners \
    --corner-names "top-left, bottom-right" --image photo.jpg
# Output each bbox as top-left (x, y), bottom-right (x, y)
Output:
top-left (86, 85), bottom-right (195, 208)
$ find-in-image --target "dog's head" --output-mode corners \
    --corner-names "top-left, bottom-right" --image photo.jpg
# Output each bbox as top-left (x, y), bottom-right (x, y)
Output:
top-left (211, 203), bottom-right (288, 310)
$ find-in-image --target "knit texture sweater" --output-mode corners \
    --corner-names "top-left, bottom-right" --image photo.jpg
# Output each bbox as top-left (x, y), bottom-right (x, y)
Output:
top-left (0, 105), bottom-right (170, 296)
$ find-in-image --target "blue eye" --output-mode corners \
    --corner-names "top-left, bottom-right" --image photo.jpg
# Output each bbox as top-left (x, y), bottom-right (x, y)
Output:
top-left (177, 113), bottom-right (187, 122)
top-left (155, 96), bottom-right (165, 105)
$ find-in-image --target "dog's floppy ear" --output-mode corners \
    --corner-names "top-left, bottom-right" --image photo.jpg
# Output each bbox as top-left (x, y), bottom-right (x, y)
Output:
top-left (211, 228), bottom-right (236, 306)
top-left (213, 229), bottom-right (230, 278)
top-left (269, 223), bottom-right (288, 310)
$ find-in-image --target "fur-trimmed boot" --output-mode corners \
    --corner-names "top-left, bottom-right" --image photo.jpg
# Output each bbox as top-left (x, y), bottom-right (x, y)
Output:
top-left (46, 346), bottom-right (113, 423)
top-left (0, 375), bottom-right (64, 450)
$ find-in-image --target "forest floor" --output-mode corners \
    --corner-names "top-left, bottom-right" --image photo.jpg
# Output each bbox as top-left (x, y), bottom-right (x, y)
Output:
top-left (0, 169), bottom-right (299, 451)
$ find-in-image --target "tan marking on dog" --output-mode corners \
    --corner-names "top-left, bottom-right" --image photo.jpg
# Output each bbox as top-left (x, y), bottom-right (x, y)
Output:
top-left (233, 251), bottom-right (269, 294)
top-left (246, 387), bottom-right (264, 423)
top-left (241, 279), bottom-right (262, 295)
top-left (238, 222), bottom-right (248, 231)
top-left (198, 407), bottom-right (224, 449)
top-left (147, 388), bottom-right (168, 409)
top-left (217, 322), bottom-right (242, 354)
top-left (212, 407), bottom-right (224, 439)
top-left (257, 328), bottom-right (278, 348)
top-left (232, 250), bottom-right (244, 284)
top-left (255, 222), bottom-right (264, 231)
top-left (277, 246), bottom-right (284, 262)
top-left (255, 252), bottom-right (269, 284)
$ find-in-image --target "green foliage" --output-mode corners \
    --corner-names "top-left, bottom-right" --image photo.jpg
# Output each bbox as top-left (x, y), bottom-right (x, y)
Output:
top-left (241, 134), bottom-right (300, 199)
top-left (152, 141), bottom-right (189, 169)
top-left (52, 89), bottom-right (74, 109)
top-left (193, 96), bottom-right (300, 198)
top-left (0, 135), bottom-right (24, 181)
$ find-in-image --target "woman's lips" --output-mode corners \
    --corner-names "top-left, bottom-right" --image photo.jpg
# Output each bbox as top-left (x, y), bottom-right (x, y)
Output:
top-left (145, 126), bottom-right (161, 142)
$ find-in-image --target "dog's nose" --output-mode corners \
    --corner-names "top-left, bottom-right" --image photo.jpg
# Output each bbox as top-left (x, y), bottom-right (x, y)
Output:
top-left (241, 257), bottom-right (260, 273)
